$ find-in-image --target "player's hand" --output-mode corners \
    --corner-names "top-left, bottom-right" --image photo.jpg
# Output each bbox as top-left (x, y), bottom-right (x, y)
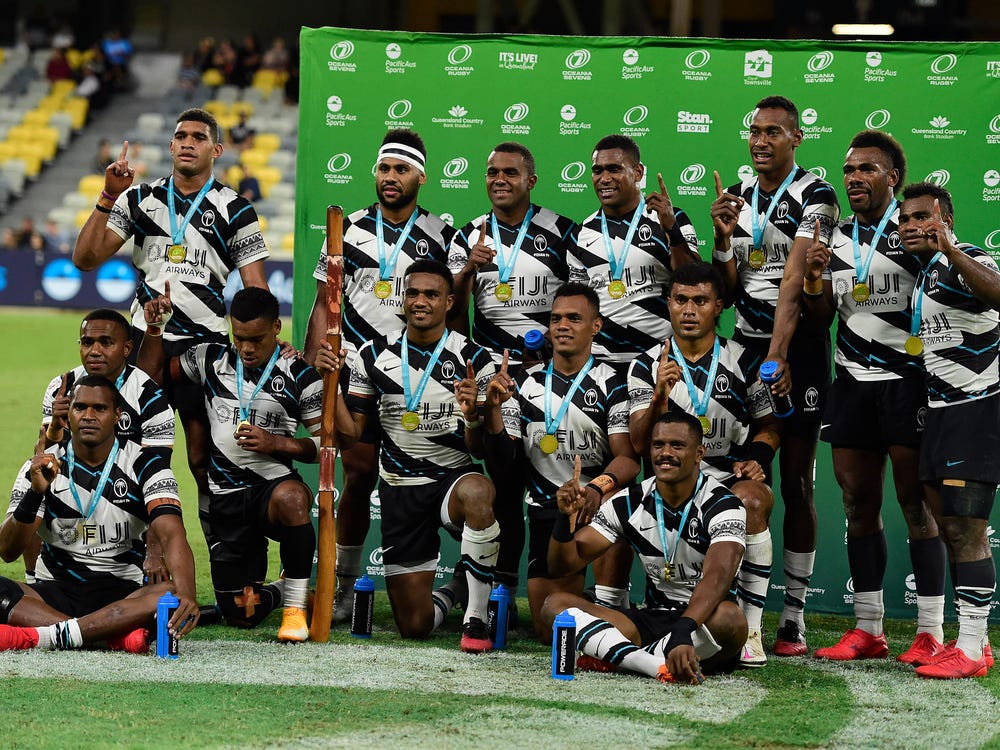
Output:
top-left (804, 220), bottom-right (830, 282)
top-left (144, 280), bottom-right (173, 330)
top-left (234, 422), bottom-right (277, 453)
top-left (277, 339), bottom-right (299, 360)
top-left (761, 357), bottom-right (792, 397)
top-left (29, 452), bottom-right (61, 493)
top-left (46, 374), bottom-right (70, 441)
top-left (666, 645), bottom-right (705, 686)
top-left (646, 173), bottom-right (677, 232)
top-left (465, 216), bottom-right (496, 273)
top-left (314, 343), bottom-right (347, 374)
top-left (732, 460), bottom-right (765, 483)
top-left (169, 593), bottom-right (200, 637)
top-left (710, 170), bottom-right (744, 240)
top-left (105, 141), bottom-right (135, 196)
top-left (923, 199), bottom-right (955, 258)
top-left (453, 359), bottom-right (480, 419)
top-left (656, 354), bottom-right (682, 400)
top-left (576, 480), bottom-right (603, 527)
top-left (555, 456), bottom-right (587, 517)
top-left (485, 349), bottom-right (515, 408)
top-left (142, 552), bottom-right (169, 585)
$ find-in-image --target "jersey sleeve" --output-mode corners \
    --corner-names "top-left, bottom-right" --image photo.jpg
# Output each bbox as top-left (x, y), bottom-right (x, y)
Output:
top-left (589, 489), bottom-right (628, 543)
top-left (137, 448), bottom-right (182, 520)
top-left (106, 187), bottom-right (137, 241)
top-left (178, 342), bottom-right (211, 384)
top-left (627, 350), bottom-right (657, 415)
top-left (312, 236), bottom-right (330, 283)
top-left (606, 370), bottom-right (631, 435)
top-left (348, 340), bottom-right (378, 409)
top-left (705, 493), bottom-right (747, 549)
top-left (296, 364), bottom-right (324, 424)
top-left (138, 380), bottom-right (176, 447)
top-left (565, 226), bottom-right (591, 285)
top-left (672, 207), bottom-right (700, 256)
top-left (798, 181), bottom-right (841, 245)
top-left (226, 200), bottom-right (269, 269)
top-left (7, 460), bottom-right (44, 519)
top-left (446, 222), bottom-right (475, 275)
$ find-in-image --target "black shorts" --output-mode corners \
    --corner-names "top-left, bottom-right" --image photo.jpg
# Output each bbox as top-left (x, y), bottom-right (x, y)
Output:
top-left (204, 474), bottom-right (303, 583)
top-left (735, 330), bottom-right (831, 440)
top-left (378, 467), bottom-right (480, 567)
top-left (623, 603), bottom-right (686, 647)
top-left (822, 374), bottom-right (926, 450)
top-left (920, 394), bottom-right (1000, 484)
top-left (526, 507), bottom-right (558, 579)
top-left (30, 576), bottom-right (141, 619)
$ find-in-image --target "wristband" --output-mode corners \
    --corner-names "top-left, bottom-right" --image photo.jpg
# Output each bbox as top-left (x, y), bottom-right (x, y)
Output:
top-left (802, 278), bottom-right (824, 297)
top-left (745, 441), bottom-right (776, 468)
top-left (667, 223), bottom-right (687, 248)
top-left (464, 417), bottom-right (482, 430)
top-left (94, 203), bottom-right (111, 213)
top-left (667, 616), bottom-right (697, 650)
top-left (584, 482), bottom-right (604, 499)
top-left (13, 489), bottom-right (45, 524)
top-left (712, 247), bottom-right (734, 263)
top-left (588, 472), bottom-right (619, 496)
top-left (100, 190), bottom-right (120, 202)
top-left (552, 512), bottom-right (574, 542)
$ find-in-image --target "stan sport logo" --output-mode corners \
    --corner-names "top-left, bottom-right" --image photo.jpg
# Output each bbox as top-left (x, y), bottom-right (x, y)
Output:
top-left (328, 41), bottom-right (356, 72)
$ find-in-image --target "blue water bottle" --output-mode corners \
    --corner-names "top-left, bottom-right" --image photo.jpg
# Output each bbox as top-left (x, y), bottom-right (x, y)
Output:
top-left (551, 609), bottom-right (576, 680)
top-left (522, 329), bottom-right (547, 368)
top-left (759, 360), bottom-right (795, 418)
top-left (156, 591), bottom-right (179, 659)
top-left (350, 575), bottom-right (375, 638)
top-left (487, 584), bottom-right (510, 649)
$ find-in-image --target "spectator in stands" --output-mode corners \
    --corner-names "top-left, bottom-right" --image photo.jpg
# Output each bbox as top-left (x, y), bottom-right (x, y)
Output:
top-left (51, 20), bottom-right (75, 51)
top-left (93, 139), bottom-right (114, 174)
top-left (101, 28), bottom-right (134, 91)
top-left (177, 52), bottom-right (201, 92)
top-left (45, 48), bottom-right (74, 82)
top-left (194, 36), bottom-right (215, 72)
top-left (14, 217), bottom-right (37, 248)
top-left (262, 37), bottom-right (289, 74)
top-left (211, 39), bottom-right (238, 85)
top-left (283, 43), bottom-right (300, 104)
top-left (1, 228), bottom-right (18, 250)
top-left (42, 220), bottom-right (70, 253)
top-left (237, 165), bottom-right (262, 203)
top-left (236, 34), bottom-right (262, 87)
top-left (229, 111), bottom-right (255, 152)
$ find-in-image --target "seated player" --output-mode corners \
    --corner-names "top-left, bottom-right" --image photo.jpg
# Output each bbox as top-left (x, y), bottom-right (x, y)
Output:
top-left (0, 376), bottom-right (199, 652)
top-left (541, 411), bottom-right (747, 683)
top-left (140, 285), bottom-right (321, 642)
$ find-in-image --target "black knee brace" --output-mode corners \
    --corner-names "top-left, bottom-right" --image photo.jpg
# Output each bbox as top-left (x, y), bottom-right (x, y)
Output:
top-left (940, 480), bottom-right (997, 520)
top-left (0, 577), bottom-right (26, 623)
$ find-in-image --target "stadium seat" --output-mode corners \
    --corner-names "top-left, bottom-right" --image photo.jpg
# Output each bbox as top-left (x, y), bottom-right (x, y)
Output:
top-left (254, 133), bottom-right (281, 153)
top-left (280, 231), bottom-right (295, 252)
top-left (21, 109), bottom-right (52, 126)
top-left (267, 215), bottom-right (294, 236)
top-left (201, 68), bottom-right (224, 87)
top-left (216, 85), bottom-right (241, 104)
top-left (255, 166), bottom-right (282, 198)
top-left (266, 150), bottom-right (295, 171)
top-left (62, 191), bottom-right (93, 209)
top-left (137, 112), bottom-right (166, 140)
top-left (63, 97), bottom-right (88, 130)
top-left (239, 148), bottom-right (270, 170)
top-left (203, 100), bottom-right (229, 119)
top-left (78, 174), bottom-right (106, 195)
top-left (1, 159), bottom-right (26, 195)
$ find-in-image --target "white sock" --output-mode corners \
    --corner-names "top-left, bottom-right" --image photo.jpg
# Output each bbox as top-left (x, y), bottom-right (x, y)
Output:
top-left (336, 544), bottom-right (363, 579)
top-left (282, 577), bottom-right (309, 610)
top-left (854, 590), bottom-right (884, 636)
top-left (593, 585), bottom-right (629, 608)
top-left (35, 618), bottom-right (83, 650)
top-left (460, 521), bottom-right (500, 623)
top-left (956, 594), bottom-right (992, 661)
top-left (780, 549), bottom-right (814, 630)
top-left (738, 530), bottom-right (773, 631)
top-left (569, 607), bottom-right (661, 678)
top-left (915, 595), bottom-right (945, 642)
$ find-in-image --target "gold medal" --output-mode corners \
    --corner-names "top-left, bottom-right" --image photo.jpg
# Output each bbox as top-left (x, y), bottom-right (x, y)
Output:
top-left (904, 335), bottom-right (924, 356)
top-left (539, 433), bottom-right (559, 454)
top-left (698, 415), bottom-right (711, 435)
top-left (852, 282), bottom-right (871, 303)
top-left (494, 282), bottom-right (513, 302)
top-left (167, 244), bottom-right (187, 263)
top-left (748, 248), bottom-right (765, 270)
top-left (234, 419), bottom-right (251, 439)
top-left (607, 279), bottom-right (627, 299)
top-left (401, 411), bottom-right (420, 430)
top-left (374, 279), bottom-right (393, 299)
top-left (663, 562), bottom-right (674, 582)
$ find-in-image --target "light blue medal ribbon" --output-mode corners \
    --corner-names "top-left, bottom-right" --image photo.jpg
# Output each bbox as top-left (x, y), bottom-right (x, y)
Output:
top-left (401, 330), bottom-right (450, 424)
top-left (851, 198), bottom-right (897, 301)
top-left (375, 205), bottom-right (419, 282)
top-left (235, 346), bottom-right (281, 424)
top-left (491, 206), bottom-right (535, 285)
top-left (653, 471), bottom-right (705, 581)
top-left (66, 438), bottom-right (121, 535)
top-left (114, 367), bottom-right (126, 390)
top-left (600, 196), bottom-right (646, 284)
top-left (670, 337), bottom-right (721, 434)
top-left (167, 175), bottom-right (214, 246)
top-left (907, 251), bottom-right (943, 355)
top-left (750, 167), bottom-right (798, 254)
top-left (541, 356), bottom-right (594, 451)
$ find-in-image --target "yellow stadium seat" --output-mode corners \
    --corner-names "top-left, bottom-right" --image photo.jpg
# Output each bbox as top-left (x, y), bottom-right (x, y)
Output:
top-left (65, 48), bottom-right (82, 70)
top-left (252, 69), bottom-right (279, 92)
top-left (4, 151), bottom-right (42, 178)
top-left (224, 165), bottom-right (243, 188)
top-left (79, 174), bottom-right (106, 195)
top-left (255, 166), bottom-right (282, 198)
top-left (257, 216), bottom-right (268, 232)
top-left (202, 68), bottom-right (224, 87)
top-left (281, 232), bottom-right (295, 252)
top-left (75, 208), bottom-right (93, 229)
top-left (18, 139), bottom-right (56, 164)
top-left (253, 133), bottom-right (280, 153)
top-left (239, 149), bottom-right (270, 170)
top-left (22, 110), bottom-right (52, 127)
top-left (230, 101), bottom-right (254, 118)
top-left (36, 96), bottom-right (63, 112)
top-left (215, 113), bottom-right (238, 134)
top-left (203, 100), bottom-right (228, 118)
top-left (50, 79), bottom-right (76, 99)
top-left (63, 97), bottom-right (89, 129)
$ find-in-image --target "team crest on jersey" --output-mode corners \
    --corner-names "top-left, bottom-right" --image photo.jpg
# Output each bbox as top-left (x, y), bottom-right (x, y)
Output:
top-left (928, 269), bottom-right (939, 288)
top-left (215, 404), bottom-right (235, 422)
top-left (834, 277), bottom-right (850, 297)
top-left (201, 210), bottom-right (216, 228)
top-left (715, 373), bottom-right (730, 392)
top-left (916, 406), bottom-right (927, 428)
top-left (118, 411), bottom-right (132, 431)
top-left (533, 234), bottom-right (548, 252)
top-left (583, 388), bottom-right (599, 407)
top-left (440, 360), bottom-right (457, 380)
top-left (887, 231), bottom-right (901, 248)
top-left (415, 239), bottom-right (429, 256)
top-left (687, 516), bottom-right (701, 539)
top-left (776, 201), bottom-right (790, 219)
top-left (805, 387), bottom-right (819, 408)
top-left (113, 477), bottom-right (129, 498)
top-left (271, 375), bottom-right (286, 393)
top-left (637, 224), bottom-right (653, 242)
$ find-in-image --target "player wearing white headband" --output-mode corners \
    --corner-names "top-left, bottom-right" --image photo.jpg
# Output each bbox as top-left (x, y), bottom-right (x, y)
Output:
top-left (305, 129), bottom-right (456, 625)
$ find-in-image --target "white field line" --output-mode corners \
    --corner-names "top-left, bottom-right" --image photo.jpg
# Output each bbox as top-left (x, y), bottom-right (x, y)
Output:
top-left (0, 640), bottom-right (765, 724)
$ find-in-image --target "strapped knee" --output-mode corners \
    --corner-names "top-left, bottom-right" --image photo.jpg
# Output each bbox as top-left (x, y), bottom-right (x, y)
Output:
top-left (0, 577), bottom-right (26, 624)
top-left (940, 479), bottom-right (996, 520)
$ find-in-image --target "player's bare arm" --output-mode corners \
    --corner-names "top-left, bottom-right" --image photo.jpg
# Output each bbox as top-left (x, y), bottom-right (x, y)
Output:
top-left (73, 141), bottom-right (132, 270)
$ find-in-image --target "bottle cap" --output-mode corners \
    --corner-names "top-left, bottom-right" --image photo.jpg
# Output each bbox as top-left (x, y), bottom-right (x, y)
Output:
top-left (759, 360), bottom-right (779, 381)
top-left (524, 329), bottom-right (544, 351)
top-left (354, 575), bottom-right (375, 592)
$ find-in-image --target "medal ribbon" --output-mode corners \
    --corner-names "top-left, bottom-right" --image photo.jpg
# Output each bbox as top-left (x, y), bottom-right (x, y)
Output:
top-left (600, 196), bottom-right (646, 282)
top-left (543, 356), bottom-right (594, 437)
top-left (750, 167), bottom-right (798, 250)
top-left (910, 251), bottom-right (943, 338)
top-left (851, 199), bottom-right (897, 287)
top-left (401, 330), bottom-right (450, 413)
top-left (670, 337), bottom-right (721, 421)
top-left (491, 206), bottom-right (534, 285)
top-left (653, 472), bottom-right (705, 571)
top-left (376, 206), bottom-right (419, 282)
top-left (167, 175), bottom-right (215, 245)
top-left (66, 438), bottom-right (121, 523)
top-left (235, 346), bottom-right (281, 423)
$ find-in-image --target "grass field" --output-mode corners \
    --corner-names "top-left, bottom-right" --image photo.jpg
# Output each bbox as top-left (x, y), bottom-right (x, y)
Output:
top-left (1, 308), bottom-right (999, 750)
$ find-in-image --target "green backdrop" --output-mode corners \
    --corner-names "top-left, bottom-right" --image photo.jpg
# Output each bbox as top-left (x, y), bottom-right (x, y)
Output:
top-left (292, 27), bottom-right (1000, 621)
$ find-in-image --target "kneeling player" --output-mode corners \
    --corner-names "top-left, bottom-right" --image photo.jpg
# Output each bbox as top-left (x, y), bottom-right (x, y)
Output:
top-left (541, 412), bottom-right (747, 684)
